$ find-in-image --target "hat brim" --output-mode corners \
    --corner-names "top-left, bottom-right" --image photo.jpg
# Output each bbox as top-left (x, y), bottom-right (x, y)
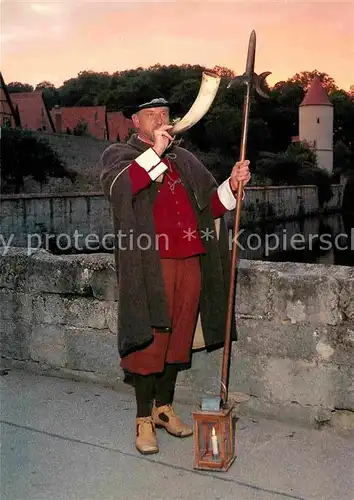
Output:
top-left (122, 99), bottom-right (180, 120)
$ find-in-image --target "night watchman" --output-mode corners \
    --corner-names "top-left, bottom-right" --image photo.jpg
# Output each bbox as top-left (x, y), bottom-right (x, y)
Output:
top-left (100, 82), bottom-right (251, 455)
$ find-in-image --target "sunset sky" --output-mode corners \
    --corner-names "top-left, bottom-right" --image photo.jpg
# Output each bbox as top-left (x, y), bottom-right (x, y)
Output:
top-left (1, 1), bottom-right (353, 91)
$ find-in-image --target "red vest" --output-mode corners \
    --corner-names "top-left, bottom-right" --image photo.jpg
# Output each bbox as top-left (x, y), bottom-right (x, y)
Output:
top-left (129, 157), bottom-right (228, 258)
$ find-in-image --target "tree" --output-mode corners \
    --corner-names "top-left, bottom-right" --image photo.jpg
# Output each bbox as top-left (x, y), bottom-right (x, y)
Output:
top-left (212, 66), bottom-right (236, 79)
top-left (72, 119), bottom-right (90, 136)
top-left (287, 70), bottom-right (338, 93)
top-left (272, 81), bottom-right (304, 105)
top-left (58, 70), bottom-right (112, 107)
top-left (35, 81), bottom-right (56, 92)
top-left (4, 66), bottom-right (353, 190)
top-left (35, 81), bottom-right (59, 109)
top-left (7, 82), bottom-right (33, 93)
top-left (256, 141), bottom-right (333, 205)
top-left (330, 90), bottom-right (354, 150)
top-left (1, 128), bottom-right (76, 193)
top-left (333, 140), bottom-right (354, 178)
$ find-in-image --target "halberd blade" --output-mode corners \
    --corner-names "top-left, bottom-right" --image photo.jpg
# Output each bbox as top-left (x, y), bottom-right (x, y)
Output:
top-left (245, 30), bottom-right (256, 77)
top-left (255, 71), bottom-right (272, 98)
top-left (227, 75), bottom-right (249, 89)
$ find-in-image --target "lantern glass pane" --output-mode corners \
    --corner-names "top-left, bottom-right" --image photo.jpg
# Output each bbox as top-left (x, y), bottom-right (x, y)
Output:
top-left (198, 421), bottom-right (207, 458)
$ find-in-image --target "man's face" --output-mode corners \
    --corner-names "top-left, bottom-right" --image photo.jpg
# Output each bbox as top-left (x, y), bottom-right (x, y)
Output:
top-left (132, 106), bottom-right (170, 141)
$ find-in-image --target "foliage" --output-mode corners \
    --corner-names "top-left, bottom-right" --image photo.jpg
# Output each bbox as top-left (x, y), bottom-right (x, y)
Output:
top-left (286, 70), bottom-right (339, 93)
top-left (256, 141), bottom-right (333, 205)
top-left (72, 119), bottom-right (90, 136)
top-left (333, 140), bottom-right (354, 178)
top-left (7, 82), bottom-right (34, 93)
top-left (1, 128), bottom-right (76, 193)
top-left (5, 65), bottom-right (354, 188)
top-left (331, 90), bottom-right (354, 149)
top-left (34, 81), bottom-right (61, 109)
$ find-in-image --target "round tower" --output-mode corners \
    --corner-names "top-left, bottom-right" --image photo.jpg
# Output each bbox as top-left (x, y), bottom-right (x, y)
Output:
top-left (299, 76), bottom-right (334, 175)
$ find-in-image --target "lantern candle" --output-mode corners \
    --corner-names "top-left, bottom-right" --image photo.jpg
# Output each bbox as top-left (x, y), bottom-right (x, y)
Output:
top-left (211, 426), bottom-right (219, 456)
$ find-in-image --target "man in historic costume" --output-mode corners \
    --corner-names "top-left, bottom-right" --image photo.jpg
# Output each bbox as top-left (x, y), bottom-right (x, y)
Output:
top-left (100, 85), bottom-right (251, 455)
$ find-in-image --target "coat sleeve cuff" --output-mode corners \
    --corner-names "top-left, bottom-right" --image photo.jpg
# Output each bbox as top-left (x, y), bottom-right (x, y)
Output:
top-left (135, 148), bottom-right (168, 180)
top-left (149, 161), bottom-right (168, 181)
top-left (217, 178), bottom-right (245, 210)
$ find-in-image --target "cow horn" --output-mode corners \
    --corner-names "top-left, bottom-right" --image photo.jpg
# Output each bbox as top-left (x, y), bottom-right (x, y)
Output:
top-left (170, 71), bottom-right (221, 135)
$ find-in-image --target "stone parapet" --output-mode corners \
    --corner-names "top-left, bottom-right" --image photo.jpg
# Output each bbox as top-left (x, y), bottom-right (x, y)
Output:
top-left (1, 247), bottom-right (353, 431)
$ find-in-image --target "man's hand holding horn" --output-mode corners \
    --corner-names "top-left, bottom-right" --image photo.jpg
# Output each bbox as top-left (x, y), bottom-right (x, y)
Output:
top-left (152, 124), bottom-right (174, 156)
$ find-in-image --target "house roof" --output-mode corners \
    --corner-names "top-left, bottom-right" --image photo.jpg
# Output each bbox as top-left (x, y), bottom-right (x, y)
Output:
top-left (300, 76), bottom-right (332, 107)
top-left (51, 106), bottom-right (107, 139)
top-left (0, 72), bottom-right (21, 127)
top-left (107, 111), bottom-right (133, 142)
top-left (10, 91), bottom-right (55, 131)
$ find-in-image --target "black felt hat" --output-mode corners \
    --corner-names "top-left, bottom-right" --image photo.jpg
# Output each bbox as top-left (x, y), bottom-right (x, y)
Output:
top-left (121, 84), bottom-right (176, 119)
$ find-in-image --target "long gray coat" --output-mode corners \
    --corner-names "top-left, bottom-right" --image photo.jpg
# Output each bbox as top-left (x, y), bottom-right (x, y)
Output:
top-left (100, 134), bottom-right (237, 359)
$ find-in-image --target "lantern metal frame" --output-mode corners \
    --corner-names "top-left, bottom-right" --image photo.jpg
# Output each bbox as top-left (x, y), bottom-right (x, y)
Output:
top-left (192, 402), bottom-right (236, 471)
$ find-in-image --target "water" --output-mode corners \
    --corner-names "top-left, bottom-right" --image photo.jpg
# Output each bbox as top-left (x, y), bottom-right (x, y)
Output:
top-left (235, 211), bottom-right (354, 267)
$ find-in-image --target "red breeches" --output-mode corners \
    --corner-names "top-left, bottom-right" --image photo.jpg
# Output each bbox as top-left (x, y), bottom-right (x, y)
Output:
top-left (120, 256), bottom-right (201, 375)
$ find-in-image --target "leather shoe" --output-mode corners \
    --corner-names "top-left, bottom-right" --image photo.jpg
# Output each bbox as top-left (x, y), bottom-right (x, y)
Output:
top-left (136, 416), bottom-right (159, 454)
top-left (152, 404), bottom-right (193, 437)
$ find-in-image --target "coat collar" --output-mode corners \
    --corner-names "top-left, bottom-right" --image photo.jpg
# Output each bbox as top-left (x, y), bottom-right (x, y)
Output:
top-left (127, 133), bottom-right (179, 158)
top-left (127, 133), bottom-right (152, 153)
top-left (127, 133), bottom-right (212, 210)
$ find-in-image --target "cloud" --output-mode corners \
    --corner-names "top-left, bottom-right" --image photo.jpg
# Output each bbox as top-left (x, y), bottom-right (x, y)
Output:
top-left (1, 1), bottom-right (73, 48)
top-left (30, 3), bottom-right (65, 16)
top-left (1, 26), bottom-right (38, 44)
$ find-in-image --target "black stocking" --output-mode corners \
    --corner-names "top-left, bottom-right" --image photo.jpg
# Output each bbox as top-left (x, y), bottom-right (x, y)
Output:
top-left (134, 374), bottom-right (155, 418)
top-left (155, 364), bottom-right (178, 407)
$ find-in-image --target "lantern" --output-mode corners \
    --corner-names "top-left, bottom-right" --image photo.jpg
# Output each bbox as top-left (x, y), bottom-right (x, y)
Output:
top-left (192, 402), bottom-right (236, 471)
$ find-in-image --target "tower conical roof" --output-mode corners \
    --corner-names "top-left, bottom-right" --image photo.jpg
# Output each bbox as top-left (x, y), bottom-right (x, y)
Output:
top-left (300, 76), bottom-right (332, 106)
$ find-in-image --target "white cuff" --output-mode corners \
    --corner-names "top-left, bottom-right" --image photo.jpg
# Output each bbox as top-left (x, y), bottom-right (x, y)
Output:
top-left (135, 148), bottom-right (161, 172)
top-left (217, 178), bottom-right (245, 210)
top-left (217, 178), bottom-right (236, 210)
top-left (148, 161), bottom-right (168, 181)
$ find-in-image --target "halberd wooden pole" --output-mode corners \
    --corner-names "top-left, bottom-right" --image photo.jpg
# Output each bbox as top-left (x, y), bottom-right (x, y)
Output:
top-left (220, 31), bottom-right (271, 405)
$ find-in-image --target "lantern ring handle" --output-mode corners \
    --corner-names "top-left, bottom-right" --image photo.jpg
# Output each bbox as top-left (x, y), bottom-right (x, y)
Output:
top-left (220, 381), bottom-right (227, 398)
top-left (220, 380), bottom-right (228, 403)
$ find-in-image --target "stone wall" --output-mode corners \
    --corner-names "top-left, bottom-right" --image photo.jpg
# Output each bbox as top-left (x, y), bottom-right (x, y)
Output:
top-left (0, 184), bottom-right (344, 252)
top-left (17, 131), bottom-right (113, 194)
top-left (1, 193), bottom-right (110, 251)
top-left (1, 247), bottom-right (353, 431)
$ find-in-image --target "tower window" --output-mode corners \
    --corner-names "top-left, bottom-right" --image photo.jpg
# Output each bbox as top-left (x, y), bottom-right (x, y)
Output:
top-left (317, 117), bottom-right (320, 123)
